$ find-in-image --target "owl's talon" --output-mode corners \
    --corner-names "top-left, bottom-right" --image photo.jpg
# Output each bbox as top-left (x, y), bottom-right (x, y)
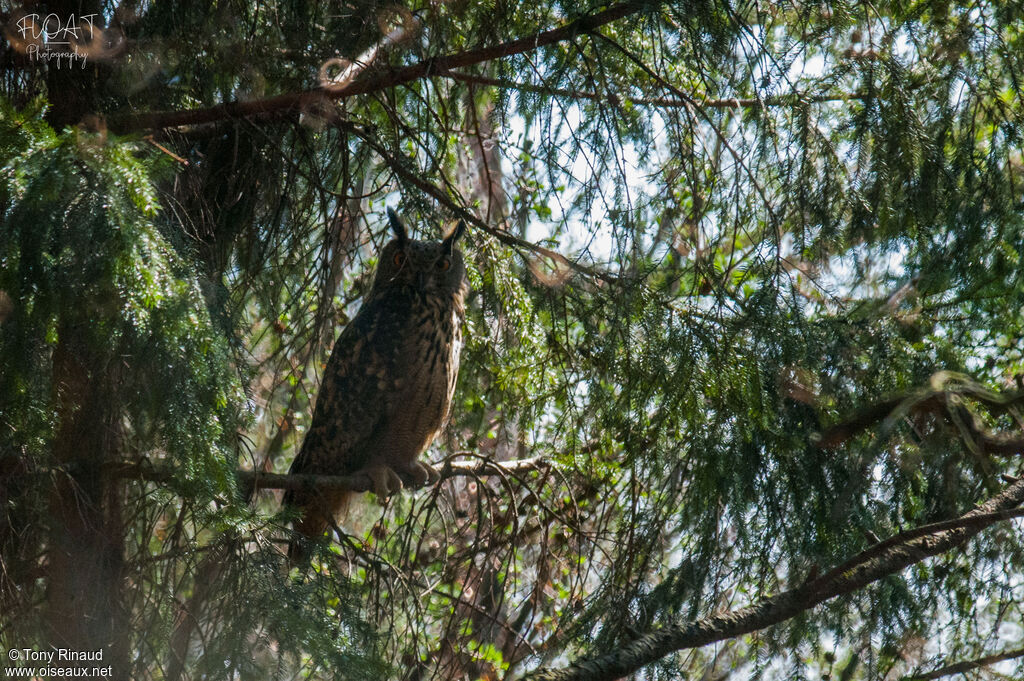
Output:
top-left (397, 461), bottom-right (440, 489)
top-left (372, 465), bottom-right (404, 498)
top-left (350, 465), bottom-right (404, 498)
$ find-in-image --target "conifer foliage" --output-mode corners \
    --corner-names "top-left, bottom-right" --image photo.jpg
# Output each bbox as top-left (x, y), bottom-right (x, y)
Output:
top-left (2, 2), bottom-right (1024, 680)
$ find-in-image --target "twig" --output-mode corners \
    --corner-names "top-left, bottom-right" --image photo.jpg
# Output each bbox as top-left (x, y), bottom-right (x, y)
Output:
top-left (318, 7), bottom-right (418, 90)
top-left (165, 540), bottom-right (232, 681)
top-left (143, 135), bottom-right (189, 165)
top-left (815, 396), bottom-right (907, 448)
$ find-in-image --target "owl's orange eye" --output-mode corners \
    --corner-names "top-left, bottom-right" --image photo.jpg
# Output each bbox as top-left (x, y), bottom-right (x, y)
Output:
top-left (436, 257), bottom-right (451, 271)
top-left (393, 251), bottom-right (406, 267)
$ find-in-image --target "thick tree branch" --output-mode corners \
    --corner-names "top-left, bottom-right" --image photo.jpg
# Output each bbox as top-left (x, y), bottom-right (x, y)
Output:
top-left (522, 476), bottom-right (1024, 681)
top-left (904, 645), bottom-right (1024, 680)
top-left (109, 2), bottom-right (652, 133)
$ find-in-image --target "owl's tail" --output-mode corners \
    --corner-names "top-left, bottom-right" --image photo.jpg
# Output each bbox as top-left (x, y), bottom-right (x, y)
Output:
top-left (284, 488), bottom-right (353, 567)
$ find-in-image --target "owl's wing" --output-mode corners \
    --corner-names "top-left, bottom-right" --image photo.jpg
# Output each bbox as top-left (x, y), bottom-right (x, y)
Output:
top-left (286, 296), bottom-right (405, 482)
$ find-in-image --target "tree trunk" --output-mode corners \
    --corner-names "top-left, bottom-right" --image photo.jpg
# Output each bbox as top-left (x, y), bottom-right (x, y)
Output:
top-left (47, 333), bottom-right (128, 680)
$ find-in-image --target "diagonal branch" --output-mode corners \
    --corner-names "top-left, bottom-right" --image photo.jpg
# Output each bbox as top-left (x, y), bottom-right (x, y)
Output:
top-left (109, 1), bottom-right (652, 133)
top-left (522, 476), bottom-right (1024, 681)
top-left (345, 123), bottom-right (620, 286)
top-left (903, 645), bottom-right (1024, 680)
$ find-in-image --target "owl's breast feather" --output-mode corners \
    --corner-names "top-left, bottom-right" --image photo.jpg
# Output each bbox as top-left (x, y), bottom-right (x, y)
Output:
top-left (384, 293), bottom-right (464, 457)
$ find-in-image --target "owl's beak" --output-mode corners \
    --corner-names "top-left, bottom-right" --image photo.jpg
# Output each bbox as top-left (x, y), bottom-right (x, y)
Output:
top-left (416, 271), bottom-right (428, 290)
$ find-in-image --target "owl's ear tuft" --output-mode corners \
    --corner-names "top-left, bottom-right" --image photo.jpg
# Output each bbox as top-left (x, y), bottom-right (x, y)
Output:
top-left (387, 208), bottom-right (409, 244)
top-left (442, 219), bottom-right (467, 252)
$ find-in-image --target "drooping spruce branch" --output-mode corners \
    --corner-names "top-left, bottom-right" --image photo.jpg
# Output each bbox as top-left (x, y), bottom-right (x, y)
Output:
top-left (108, 1), bottom-right (652, 133)
top-left (522, 475), bottom-right (1024, 681)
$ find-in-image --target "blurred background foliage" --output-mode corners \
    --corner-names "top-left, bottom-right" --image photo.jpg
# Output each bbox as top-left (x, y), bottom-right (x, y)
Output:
top-left (1, 1), bottom-right (1024, 679)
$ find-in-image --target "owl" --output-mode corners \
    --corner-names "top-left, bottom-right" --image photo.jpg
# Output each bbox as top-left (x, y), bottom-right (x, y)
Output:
top-left (285, 209), bottom-right (468, 562)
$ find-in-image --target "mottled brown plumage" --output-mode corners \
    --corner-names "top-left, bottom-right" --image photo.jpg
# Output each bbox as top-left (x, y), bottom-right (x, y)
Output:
top-left (285, 210), bottom-right (468, 562)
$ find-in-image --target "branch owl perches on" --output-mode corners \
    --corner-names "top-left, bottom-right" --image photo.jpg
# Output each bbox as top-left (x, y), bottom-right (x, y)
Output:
top-left (284, 209), bottom-right (468, 563)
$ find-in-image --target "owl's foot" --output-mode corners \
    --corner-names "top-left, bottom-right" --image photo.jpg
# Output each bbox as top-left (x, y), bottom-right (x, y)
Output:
top-left (350, 464), bottom-right (404, 498)
top-left (396, 460), bottom-right (441, 489)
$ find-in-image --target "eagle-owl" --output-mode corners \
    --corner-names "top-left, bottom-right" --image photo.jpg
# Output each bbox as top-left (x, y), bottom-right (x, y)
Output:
top-left (285, 209), bottom-right (468, 562)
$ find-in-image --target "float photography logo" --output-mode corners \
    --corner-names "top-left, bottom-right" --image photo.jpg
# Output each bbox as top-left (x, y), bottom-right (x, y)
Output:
top-left (3, 10), bottom-right (123, 68)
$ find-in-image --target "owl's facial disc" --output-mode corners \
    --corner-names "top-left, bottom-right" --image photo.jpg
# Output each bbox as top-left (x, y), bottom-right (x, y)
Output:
top-left (374, 212), bottom-right (466, 297)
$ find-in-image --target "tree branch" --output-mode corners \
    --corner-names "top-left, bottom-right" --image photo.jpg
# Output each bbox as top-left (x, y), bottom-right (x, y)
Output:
top-left (439, 69), bottom-right (869, 110)
top-left (816, 372), bottom-right (1024, 452)
top-left (522, 476), bottom-right (1024, 681)
top-left (903, 645), bottom-right (1024, 680)
top-left (103, 456), bottom-right (550, 495)
top-left (814, 396), bottom-right (906, 448)
top-left (343, 123), bottom-right (620, 286)
top-left (109, 2), bottom-right (652, 133)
